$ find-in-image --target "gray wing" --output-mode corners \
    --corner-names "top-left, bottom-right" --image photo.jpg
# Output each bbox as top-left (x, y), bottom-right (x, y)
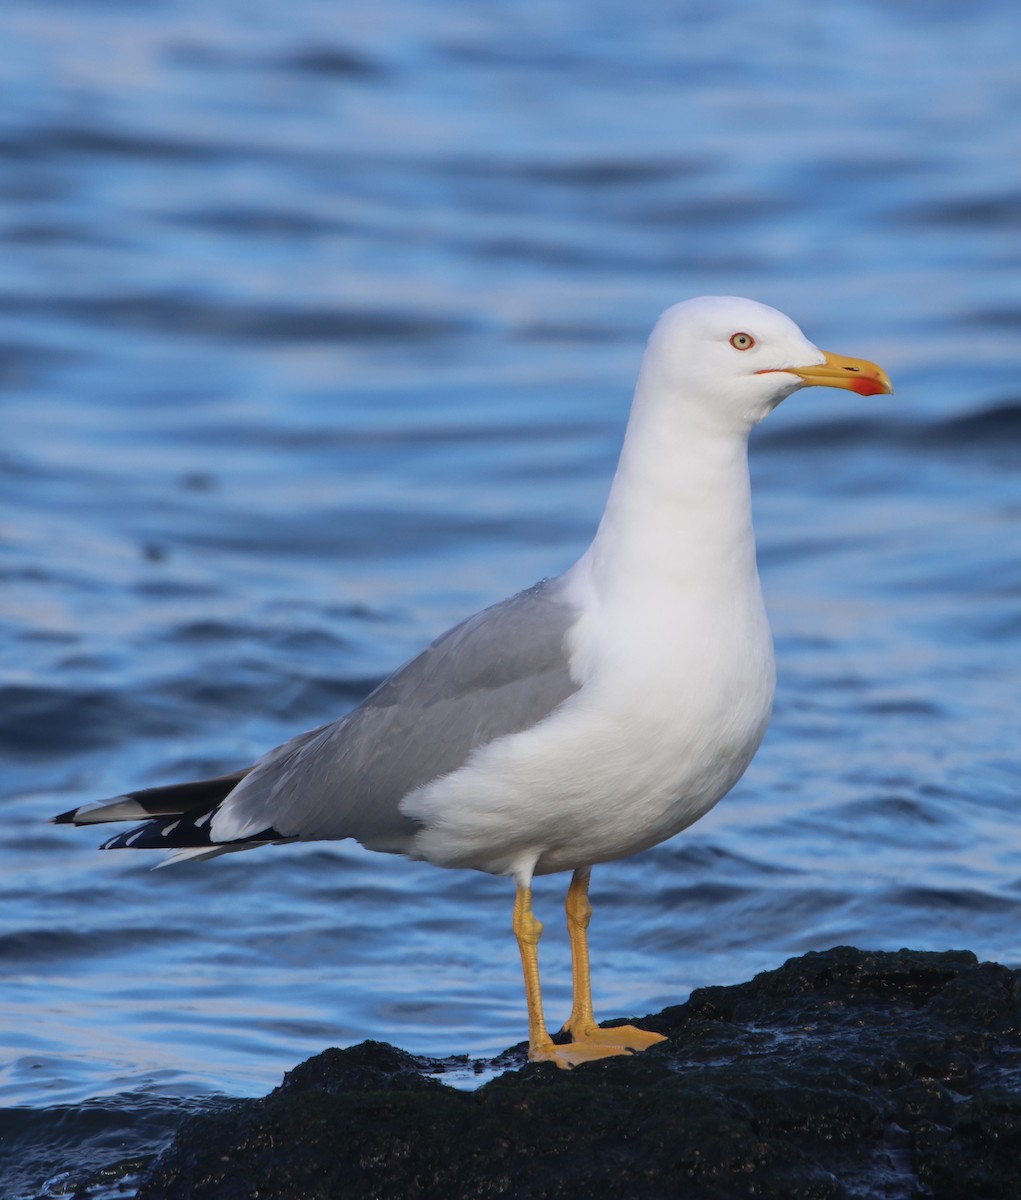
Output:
top-left (214, 577), bottom-right (583, 850)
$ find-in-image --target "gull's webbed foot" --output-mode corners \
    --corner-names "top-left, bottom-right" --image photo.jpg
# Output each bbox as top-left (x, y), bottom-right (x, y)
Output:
top-left (561, 1021), bottom-right (666, 1052)
top-left (528, 1037), bottom-right (634, 1068)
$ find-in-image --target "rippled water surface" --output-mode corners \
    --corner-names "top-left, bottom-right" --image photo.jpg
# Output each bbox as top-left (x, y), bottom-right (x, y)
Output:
top-left (3, 0), bottom-right (1021, 1194)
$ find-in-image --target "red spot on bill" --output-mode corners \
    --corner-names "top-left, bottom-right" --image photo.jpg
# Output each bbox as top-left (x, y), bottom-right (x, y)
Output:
top-left (849, 377), bottom-right (888, 397)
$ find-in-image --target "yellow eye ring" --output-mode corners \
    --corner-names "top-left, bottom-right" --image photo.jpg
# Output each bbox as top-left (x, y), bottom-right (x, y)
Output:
top-left (730, 332), bottom-right (755, 350)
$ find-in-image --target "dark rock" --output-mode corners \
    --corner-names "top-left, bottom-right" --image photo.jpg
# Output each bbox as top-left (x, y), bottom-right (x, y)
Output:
top-left (137, 947), bottom-right (1021, 1199)
top-left (280, 1040), bottom-right (446, 1095)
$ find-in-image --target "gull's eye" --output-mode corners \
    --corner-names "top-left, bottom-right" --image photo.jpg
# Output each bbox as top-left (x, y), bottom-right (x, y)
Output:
top-left (729, 332), bottom-right (755, 351)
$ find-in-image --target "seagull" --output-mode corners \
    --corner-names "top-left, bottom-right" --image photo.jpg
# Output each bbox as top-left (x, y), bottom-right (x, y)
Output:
top-left (53, 297), bottom-right (893, 1068)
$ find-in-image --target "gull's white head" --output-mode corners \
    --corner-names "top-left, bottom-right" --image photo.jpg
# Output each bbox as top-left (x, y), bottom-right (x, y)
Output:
top-left (639, 296), bottom-right (893, 434)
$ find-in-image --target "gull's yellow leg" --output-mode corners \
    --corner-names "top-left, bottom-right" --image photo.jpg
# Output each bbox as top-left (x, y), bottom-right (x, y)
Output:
top-left (513, 883), bottom-right (631, 1068)
top-left (561, 867), bottom-right (666, 1052)
top-left (513, 883), bottom-right (554, 1057)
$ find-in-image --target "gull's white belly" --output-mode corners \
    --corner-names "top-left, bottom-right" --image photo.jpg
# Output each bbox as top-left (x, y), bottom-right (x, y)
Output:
top-left (404, 605), bottom-right (775, 877)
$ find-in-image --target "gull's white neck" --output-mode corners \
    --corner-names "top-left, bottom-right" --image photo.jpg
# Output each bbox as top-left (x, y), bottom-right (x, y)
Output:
top-left (576, 367), bottom-right (760, 617)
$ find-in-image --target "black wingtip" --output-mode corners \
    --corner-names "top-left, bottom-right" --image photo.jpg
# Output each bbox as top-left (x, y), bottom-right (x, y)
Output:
top-left (50, 808), bottom-right (80, 825)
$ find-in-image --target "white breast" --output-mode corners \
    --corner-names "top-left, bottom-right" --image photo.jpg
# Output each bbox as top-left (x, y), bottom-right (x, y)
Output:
top-left (404, 557), bottom-right (775, 878)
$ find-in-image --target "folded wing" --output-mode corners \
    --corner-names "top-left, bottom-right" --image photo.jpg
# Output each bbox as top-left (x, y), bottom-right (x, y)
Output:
top-left (53, 578), bottom-right (583, 861)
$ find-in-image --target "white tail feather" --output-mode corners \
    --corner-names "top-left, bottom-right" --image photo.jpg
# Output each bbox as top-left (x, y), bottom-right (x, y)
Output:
top-left (154, 845), bottom-right (249, 869)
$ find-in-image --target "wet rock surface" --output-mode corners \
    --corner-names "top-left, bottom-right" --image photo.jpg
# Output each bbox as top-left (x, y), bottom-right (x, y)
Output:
top-left (136, 947), bottom-right (1021, 1199)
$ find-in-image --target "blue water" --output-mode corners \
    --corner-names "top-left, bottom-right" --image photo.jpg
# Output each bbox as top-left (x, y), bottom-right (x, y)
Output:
top-left (3, 0), bottom-right (1021, 1194)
